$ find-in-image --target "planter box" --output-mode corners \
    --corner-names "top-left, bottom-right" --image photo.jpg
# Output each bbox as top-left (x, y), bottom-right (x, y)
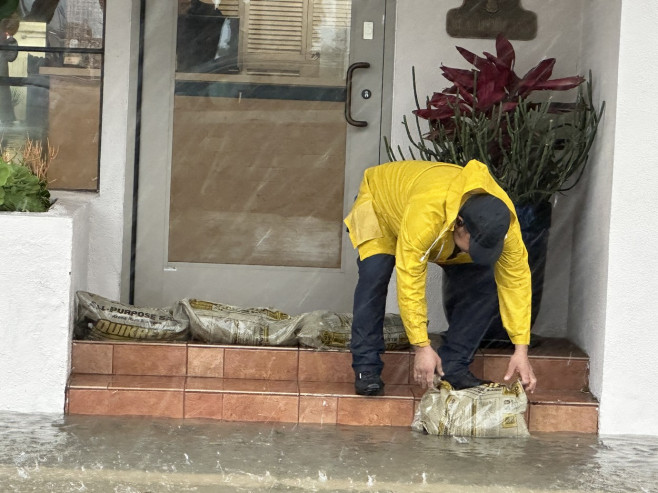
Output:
top-left (0, 192), bottom-right (91, 413)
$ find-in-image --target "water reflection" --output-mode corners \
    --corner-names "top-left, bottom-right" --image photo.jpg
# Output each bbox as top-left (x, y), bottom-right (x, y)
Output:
top-left (0, 412), bottom-right (656, 492)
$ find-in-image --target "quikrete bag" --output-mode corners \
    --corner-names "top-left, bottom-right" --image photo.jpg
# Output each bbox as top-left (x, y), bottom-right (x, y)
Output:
top-left (175, 298), bottom-right (302, 346)
top-left (74, 291), bottom-right (190, 342)
top-left (412, 380), bottom-right (530, 438)
top-left (296, 310), bottom-right (410, 350)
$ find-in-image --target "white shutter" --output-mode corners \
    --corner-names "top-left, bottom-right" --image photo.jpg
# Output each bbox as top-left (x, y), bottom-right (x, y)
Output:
top-left (247, 0), bottom-right (305, 54)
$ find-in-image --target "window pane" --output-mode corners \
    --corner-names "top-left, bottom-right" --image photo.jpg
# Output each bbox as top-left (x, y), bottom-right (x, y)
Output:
top-left (1, 0), bottom-right (104, 191)
top-left (169, 0), bottom-right (351, 267)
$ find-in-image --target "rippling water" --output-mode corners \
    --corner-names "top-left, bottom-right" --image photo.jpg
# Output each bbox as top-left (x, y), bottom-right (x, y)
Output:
top-left (0, 412), bottom-right (656, 492)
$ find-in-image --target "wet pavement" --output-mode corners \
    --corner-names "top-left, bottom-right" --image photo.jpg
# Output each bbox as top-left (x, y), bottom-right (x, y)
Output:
top-left (0, 412), bottom-right (656, 492)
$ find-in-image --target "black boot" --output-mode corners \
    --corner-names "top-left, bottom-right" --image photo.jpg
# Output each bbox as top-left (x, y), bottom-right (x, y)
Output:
top-left (355, 371), bottom-right (385, 396)
top-left (443, 370), bottom-right (490, 390)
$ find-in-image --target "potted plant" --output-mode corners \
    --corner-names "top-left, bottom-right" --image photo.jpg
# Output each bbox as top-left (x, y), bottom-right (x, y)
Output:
top-left (386, 34), bottom-right (604, 336)
top-left (0, 138), bottom-right (57, 212)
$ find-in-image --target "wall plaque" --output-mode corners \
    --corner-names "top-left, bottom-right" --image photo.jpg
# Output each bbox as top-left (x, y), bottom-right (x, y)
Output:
top-left (446, 0), bottom-right (537, 40)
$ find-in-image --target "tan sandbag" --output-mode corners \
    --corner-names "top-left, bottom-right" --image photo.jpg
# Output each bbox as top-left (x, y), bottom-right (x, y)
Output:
top-left (412, 380), bottom-right (530, 438)
top-left (74, 291), bottom-right (190, 342)
top-left (296, 310), bottom-right (410, 350)
top-left (175, 298), bottom-right (301, 346)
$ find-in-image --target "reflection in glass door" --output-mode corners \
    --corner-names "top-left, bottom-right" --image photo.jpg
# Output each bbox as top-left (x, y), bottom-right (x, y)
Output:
top-left (170, 0), bottom-right (352, 268)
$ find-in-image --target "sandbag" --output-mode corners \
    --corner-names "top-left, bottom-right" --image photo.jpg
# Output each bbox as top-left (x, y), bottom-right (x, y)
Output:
top-left (74, 291), bottom-right (190, 342)
top-left (412, 379), bottom-right (530, 438)
top-left (175, 298), bottom-right (301, 346)
top-left (297, 310), bottom-right (410, 350)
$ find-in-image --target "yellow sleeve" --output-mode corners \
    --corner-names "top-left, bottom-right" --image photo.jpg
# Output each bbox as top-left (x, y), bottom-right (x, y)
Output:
top-left (494, 222), bottom-right (532, 344)
top-left (395, 203), bottom-right (444, 346)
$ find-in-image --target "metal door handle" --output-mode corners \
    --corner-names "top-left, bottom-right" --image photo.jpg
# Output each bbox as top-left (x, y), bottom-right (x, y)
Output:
top-left (345, 62), bottom-right (370, 127)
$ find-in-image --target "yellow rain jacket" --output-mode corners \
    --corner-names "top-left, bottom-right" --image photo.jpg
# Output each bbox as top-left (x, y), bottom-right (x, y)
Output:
top-left (344, 160), bottom-right (531, 347)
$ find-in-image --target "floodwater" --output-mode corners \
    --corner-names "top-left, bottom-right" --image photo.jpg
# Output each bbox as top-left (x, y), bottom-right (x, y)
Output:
top-left (0, 412), bottom-right (657, 493)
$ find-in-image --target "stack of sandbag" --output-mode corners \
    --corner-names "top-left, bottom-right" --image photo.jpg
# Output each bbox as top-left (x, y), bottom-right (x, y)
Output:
top-left (412, 379), bottom-right (530, 438)
top-left (75, 291), bottom-right (190, 342)
top-left (75, 292), bottom-right (411, 350)
top-left (174, 298), bottom-right (302, 346)
top-left (296, 310), bottom-right (409, 350)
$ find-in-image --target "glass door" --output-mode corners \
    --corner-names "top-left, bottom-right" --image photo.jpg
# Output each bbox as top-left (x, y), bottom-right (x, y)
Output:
top-left (135, 0), bottom-right (388, 313)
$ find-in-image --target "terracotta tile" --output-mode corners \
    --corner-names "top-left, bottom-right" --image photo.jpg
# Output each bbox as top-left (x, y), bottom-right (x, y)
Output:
top-left (221, 378), bottom-right (298, 394)
top-left (482, 356), bottom-right (510, 384)
top-left (224, 348), bottom-right (298, 380)
top-left (337, 397), bottom-right (414, 427)
top-left (381, 384), bottom-right (414, 398)
top-left (299, 381), bottom-right (354, 397)
top-left (186, 377), bottom-right (224, 392)
top-left (410, 384), bottom-right (427, 400)
top-left (185, 392), bottom-right (223, 420)
top-left (222, 394), bottom-right (299, 423)
top-left (526, 358), bottom-right (589, 391)
top-left (528, 337), bottom-right (588, 358)
top-left (108, 389), bottom-right (184, 418)
top-left (381, 353), bottom-right (410, 384)
top-left (187, 346), bottom-right (224, 377)
top-left (113, 344), bottom-right (187, 376)
top-left (67, 389), bottom-right (111, 415)
top-left (528, 389), bottom-right (598, 405)
top-left (298, 350), bottom-right (352, 382)
top-left (299, 396), bottom-right (338, 424)
top-left (298, 381), bottom-right (412, 398)
top-left (483, 356), bottom-right (589, 391)
top-left (479, 337), bottom-right (588, 359)
top-left (71, 342), bottom-right (113, 374)
top-left (479, 346), bottom-right (513, 356)
top-left (68, 374), bottom-right (112, 389)
top-left (529, 403), bottom-right (598, 433)
top-left (109, 375), bottom-right (185, 391)
top-left (187, 346), bottom-right (224, 378)
top-left (410, 351), bottom-right (462, 383)
top-left (469, 354), bottom-right (484, 379)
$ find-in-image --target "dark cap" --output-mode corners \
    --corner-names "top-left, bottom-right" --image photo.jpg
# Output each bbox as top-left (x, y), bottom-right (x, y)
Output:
top-left (458, 194), bottom-right (510, 266)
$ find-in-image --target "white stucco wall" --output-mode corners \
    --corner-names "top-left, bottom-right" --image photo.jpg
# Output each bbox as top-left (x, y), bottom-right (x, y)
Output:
top-left (87, 0), bottom-right (140, 301)
top-left (389, 0), bottom-right (587, 336)
top-left (597, 0), bottom-right (658, 436)
top-left (0, 196), bottom-right (90, 413)
top-left (569, 1), bottom-right (621, 406)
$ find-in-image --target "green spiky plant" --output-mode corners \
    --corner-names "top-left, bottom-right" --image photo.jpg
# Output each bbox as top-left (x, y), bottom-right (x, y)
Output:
top-left (385, 34), bottom-right (605, 206)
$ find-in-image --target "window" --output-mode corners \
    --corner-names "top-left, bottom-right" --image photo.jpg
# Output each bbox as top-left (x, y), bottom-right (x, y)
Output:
top-left (0, 0), bottom-right (104, 191)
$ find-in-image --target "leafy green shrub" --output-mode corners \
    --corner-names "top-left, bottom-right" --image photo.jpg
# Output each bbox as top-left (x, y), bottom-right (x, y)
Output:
top-left (0, 154), bottom-right (51, 213)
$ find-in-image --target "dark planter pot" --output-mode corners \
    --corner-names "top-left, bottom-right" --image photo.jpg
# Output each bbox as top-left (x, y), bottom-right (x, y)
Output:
top-left (442, 200), bottom-right (553, 344)
top-left (516, 200), bottom-right (553, 328)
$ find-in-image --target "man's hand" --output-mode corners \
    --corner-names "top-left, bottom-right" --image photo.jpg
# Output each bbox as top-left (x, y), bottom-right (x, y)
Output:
top-left (413, 345), bottom-right (443, 388)
top-left (504, 344), bottom-right (537, 393)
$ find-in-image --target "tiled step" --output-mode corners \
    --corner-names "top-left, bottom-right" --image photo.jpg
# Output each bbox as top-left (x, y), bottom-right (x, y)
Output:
top-left (67, 338), bottom-right (598, 433)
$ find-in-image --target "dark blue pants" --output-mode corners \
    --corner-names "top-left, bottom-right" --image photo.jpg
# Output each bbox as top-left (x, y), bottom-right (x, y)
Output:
top-left (350, 255), bottom-right (396, 374)
top-left (350, 255), bottom-right (500, 380)
top-left (439, 263), bottom-right (500, 380)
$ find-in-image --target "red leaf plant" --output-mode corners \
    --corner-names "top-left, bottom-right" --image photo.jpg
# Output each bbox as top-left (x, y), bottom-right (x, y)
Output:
top-left (414, 34), bottom-right (585, 127)
top-left (385, 34), bottom-right (604, 205)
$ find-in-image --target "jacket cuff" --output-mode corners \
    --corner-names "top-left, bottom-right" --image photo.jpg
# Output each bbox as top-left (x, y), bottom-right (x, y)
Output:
top-left (509, 333), bottom-right (531, 345)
